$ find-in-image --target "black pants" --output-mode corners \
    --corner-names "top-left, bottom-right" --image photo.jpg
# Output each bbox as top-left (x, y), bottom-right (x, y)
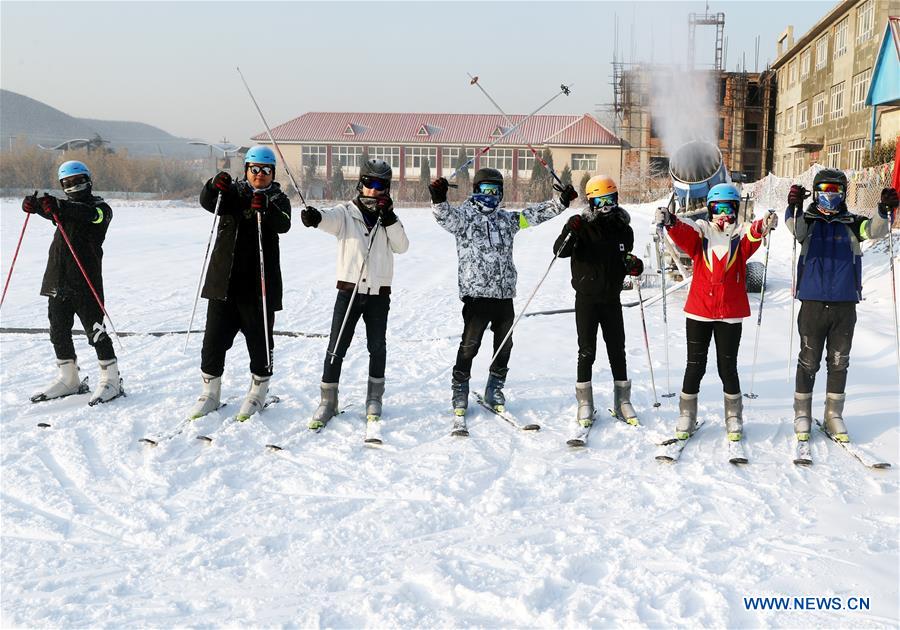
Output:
top-left (575, 296), bottom-right (627, 382)
top-left (682, 318), bottom-right (742, 395)
top-left (48, 295), bottom-right (115, 362)
top-left (795, 301), bottom-right (856, 394)
top-left (321, 290), bottom-right (390, 384)
top-left (452, 297), bottom-right (514, 383)
top-left (200, 298), bottom-right (275, 377)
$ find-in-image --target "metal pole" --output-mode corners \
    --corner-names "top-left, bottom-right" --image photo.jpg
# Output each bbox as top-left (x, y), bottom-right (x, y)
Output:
top-left (0, 211), bottom-right (30, 311)
top-left (327, 219), bottom-right (382, 365)
top-left (236, 67), bottom-right (308, 208)
top-left (888, 210), bottom-right (900, 385)
top-left (656, 225), bottom-right (675, 397)
top-left (787, 205), bottom-right (798, 381)
top-left (745, 210), bottom-right (775, 399)
top-left (183, 191), bottom-right (222, 352)
top-left (256, 210), bottom-right (272, 371)
top-left (635, 275), bottom-right (660, 407)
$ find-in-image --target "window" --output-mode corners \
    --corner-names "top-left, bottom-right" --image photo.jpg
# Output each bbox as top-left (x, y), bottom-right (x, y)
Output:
top-left (851, 69), bottom-right (872, 113)
top-left (517, 151), bottom-right (534, 175)
top-left (812, 93), bottom-right (826, 126)
top-left (367, 146), bottom-right (401, 169)
top-left (800, 48), bottom-right (811, 80)
top-left (789, 59), bottom-right (798, 86)
top-left (815, 35), bottom-right (828, 70)
top-left (848, 138), bottom-right (866, 170)
top-left (650, 157), bottom-right (670, 177)
top-left (776, 113), bottom-right (782, 134)
top-left (857, 0), bottom-right (874, 43)
top-left (441, 147), bottom-right (475, 171)
top-left (834, 18), bottom-right (849, 59)
top-left (827, 143), bottom-right (841, 168)
top-left (719, 117), bottom-right (725, 140)
top-left (746, 83), bottom-right (760, 106)
top-left (798, 102), bottom-right (808, 130)
top-left (830, 82), bottom-right (845, 120)
top-left (745, 122), bottom-right (759, 149)
top-left (332, 145), bottom-right (362, 171)
top-left (795, 154), bottom-right (805, 175)
top-left (571, 153), bottom-right (597, 171)
top-left (404, 147), bottom-right (437, 171)
top-left (302, 145), bottom-right (328, 170)
top-left (480, 148), bottom-right (514, 173)
top-left (786, 107), bottom-right (794, 134)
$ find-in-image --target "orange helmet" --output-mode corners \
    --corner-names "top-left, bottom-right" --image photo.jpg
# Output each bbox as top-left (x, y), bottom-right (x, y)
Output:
top-left (584, 175), bottom-right (617, 199)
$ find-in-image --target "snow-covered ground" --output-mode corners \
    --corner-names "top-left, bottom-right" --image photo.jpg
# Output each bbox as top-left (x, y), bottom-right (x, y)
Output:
top-left (1, 197), bottom-right (898, 628)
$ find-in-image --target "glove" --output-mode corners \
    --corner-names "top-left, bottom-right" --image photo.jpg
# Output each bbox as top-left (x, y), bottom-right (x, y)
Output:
top-left (300, 205), bottom-right (321, 228)
top-left (787, 184), bottom-right (808, 209)
top-left (566, 215), bottom-right (583, 232)
top-left (429, 177), bottom-right (449, 204)
top-left (654, 207), bottom-right (675, 228)
top-left (878, 187), bottom-right (899, 218)
top-left (40, 194), bottom-right (60, 217)
top-left (212, 171), bottom-right (233, 193)
top-left (250, 192), bottom-right (268, 213)
top-left (760, 211), bottom-right (778, 235)
top-left (623, 253), bottom-right (644, 277)
top-left (375, 196), bottom-right (397, 226)
top-left (22, 192), bottom-right (39, 214)
top-left (555, 183), bottom-right (578, 208)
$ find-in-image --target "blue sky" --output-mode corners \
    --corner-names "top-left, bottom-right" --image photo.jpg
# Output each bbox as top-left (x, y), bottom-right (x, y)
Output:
top-left (1, 1), bottom-right (833, 145)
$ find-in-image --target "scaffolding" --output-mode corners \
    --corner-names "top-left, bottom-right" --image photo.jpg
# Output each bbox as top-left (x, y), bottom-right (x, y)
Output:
top-left (688, 8), bottom-right (726, 71)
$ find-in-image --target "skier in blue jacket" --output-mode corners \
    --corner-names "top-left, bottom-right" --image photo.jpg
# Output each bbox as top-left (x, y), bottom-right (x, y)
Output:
top-left (785, 168), bottom-right (896, 443)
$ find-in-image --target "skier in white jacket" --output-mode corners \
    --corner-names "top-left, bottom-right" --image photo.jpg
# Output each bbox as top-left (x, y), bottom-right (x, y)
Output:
top-left (300, 159), bottom-right (409, 435)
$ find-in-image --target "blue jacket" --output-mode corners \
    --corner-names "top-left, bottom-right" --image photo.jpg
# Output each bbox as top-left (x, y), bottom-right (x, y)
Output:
top-left (785, 203), bottom-right (889, 303)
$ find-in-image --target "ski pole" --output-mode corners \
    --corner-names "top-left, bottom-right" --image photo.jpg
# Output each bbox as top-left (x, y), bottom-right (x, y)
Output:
top-left (488, 233), bottom-right (571, 368)
top-left (446, 83), bottom-right (573, 182)
top-left (467, 74), bottom-right (565, 187)
top-left (237, 66), bottom-right (308, 209)
top-left (50, 208), bottom-right (123, 350)
top-left (634, 274), bottom-right (660, 408)
top-left (183, 191), bottom-right (222, 352)
top-left (745, 209), bottom-right (775, 399)
top-left (888, 209), bottom-right (900, 385)
top-left (656, 223), bottom-right (675, 398)
top-left (327, 219), bottom-right (381, 365)
top-left (0, 196), bottom-right (32, 311)
top-left (256, 209), bottom-right (272, 371)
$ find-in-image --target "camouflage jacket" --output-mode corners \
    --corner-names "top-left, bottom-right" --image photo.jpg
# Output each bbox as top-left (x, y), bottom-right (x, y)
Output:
top-left (433, 197), bottom-right (566, 299)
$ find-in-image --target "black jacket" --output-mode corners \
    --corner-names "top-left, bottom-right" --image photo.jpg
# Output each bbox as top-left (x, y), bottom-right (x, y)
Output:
top-left (40, 194), bottom-right (112, 300)
top-left (199, 178), bottom-right (291, 310)
top-left (553, 207), bottom-right (634, 304)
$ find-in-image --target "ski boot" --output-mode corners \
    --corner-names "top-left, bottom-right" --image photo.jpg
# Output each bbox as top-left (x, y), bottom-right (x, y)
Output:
top-left (823, 392), bottom-right (849, 442)
top-left (89, 359), bottom-right (124, 406)
top-left (365, 377), bottom-right (385, 443)
top-left (309, 382), bottom-right (338, 430)
top-left (188, 372), bottom-right (222, 419)
top-left (484, 372), bottom-right (506, 412)
top-left (575, 381), bottom-right (595, 428)
top-left (724, 392), bottom-right (744, 442)
top-left (451, 378), bottom-right (469, 417)
top-left (674, 393), bottom-right (698, 440)
top-left (30, 359), bottom-right (90, 403)
top-left (793, 392), bottom-right (813, 442)
top-left (613, 379), bottom-right (639, 426)
top-left (236, 373), bottom-right (269, 421)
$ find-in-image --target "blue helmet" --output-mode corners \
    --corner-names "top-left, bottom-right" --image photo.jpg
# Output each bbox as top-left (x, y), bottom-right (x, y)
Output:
top-left (244, 145), bottom-right (277, 166)
top-left (58, 160), bottom-right (91, 181)
top-left (706, 183), bottom-right (741, 204)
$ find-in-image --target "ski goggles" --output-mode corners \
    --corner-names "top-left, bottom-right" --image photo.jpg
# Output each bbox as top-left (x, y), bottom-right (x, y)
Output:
top-left (815, 182), bottom-right (844, 194)
top-left (360, 176), bottom-right (389, 191)
top-left (589, 193), bottom-right (617, 209)
top-left (709, 201), bottom-right (738, 216)
top-left (247, 165), bottom-right (274, 176)
top-left (476, 182), bottom-right (502, 197)
top-left (60, 174), bottom-right (90, 194)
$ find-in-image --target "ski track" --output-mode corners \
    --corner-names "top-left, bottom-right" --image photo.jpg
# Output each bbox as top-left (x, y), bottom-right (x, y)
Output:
top-left (1, 199), bottom-right (898, 627)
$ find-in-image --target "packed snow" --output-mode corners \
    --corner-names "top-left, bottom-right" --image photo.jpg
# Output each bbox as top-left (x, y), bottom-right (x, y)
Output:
top-left (1, 197), bottom-right (898, 628)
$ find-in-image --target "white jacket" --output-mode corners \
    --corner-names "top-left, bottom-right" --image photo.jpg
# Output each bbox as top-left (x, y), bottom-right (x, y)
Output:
top-left (317, 201), bottom-right (409, 293)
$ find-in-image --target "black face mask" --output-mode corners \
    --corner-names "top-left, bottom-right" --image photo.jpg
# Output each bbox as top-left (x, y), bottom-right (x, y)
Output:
top-left (356, 195), bottom-right (378, 212)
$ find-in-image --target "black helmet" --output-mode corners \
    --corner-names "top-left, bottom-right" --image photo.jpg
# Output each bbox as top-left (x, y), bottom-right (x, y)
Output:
top-left (473, 167), bottom-right (503, 193)
top-left (812, 168), bottom-right (847, 189)
top-left (360, 158), bottom-right (392, 183)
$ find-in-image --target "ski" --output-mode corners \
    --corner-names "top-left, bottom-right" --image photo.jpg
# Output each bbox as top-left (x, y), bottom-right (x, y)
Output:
top-left (451, 410), bottom-right (469, 437)
top-left (607, 408), bottom-right (640, 427)
top-left (364, 416), bottom-right (383, 445)
top-left (471, 392), bottom-right (540, 431)
top-left (266, 406), bottom-right (351, 450)
top-left (814, 419), bottom-right (891, 469)
top-left (566, 416), bottom-right (595, 447)
top-left (655, 421), bottom-right (706, 462)
top-left (196, 395), bottom-right (281, 443)
top-left (30, 377), bottom-right (90, 404)
top-left (727, 437), bottom-right (748, 465)
top-left (87, 379), bottom-right (126, 407)
top-left (139, 403), bottom-right (227, 447)
top-left (793, 436), bottom-right (813, 466)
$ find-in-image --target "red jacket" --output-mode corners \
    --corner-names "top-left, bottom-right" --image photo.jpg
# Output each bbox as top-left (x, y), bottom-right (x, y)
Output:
top-left (666, 217), bottom-right (765, 320)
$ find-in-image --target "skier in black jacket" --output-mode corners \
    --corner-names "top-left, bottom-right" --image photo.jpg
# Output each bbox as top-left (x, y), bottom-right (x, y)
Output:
top-left (189, 146), bottom-right (291, 421)
top-left (24, 160), bottom-right (123, 406)
top-left (553, 175), bottom-right (643, 431)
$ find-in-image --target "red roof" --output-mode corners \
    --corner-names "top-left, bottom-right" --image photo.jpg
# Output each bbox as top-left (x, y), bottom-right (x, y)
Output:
top-left (252, 112), bottom-right (619, 147)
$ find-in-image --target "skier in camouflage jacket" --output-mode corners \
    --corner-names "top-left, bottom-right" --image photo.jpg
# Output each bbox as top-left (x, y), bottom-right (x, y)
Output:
top-left (429, 168), bottom-right (577, 414)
